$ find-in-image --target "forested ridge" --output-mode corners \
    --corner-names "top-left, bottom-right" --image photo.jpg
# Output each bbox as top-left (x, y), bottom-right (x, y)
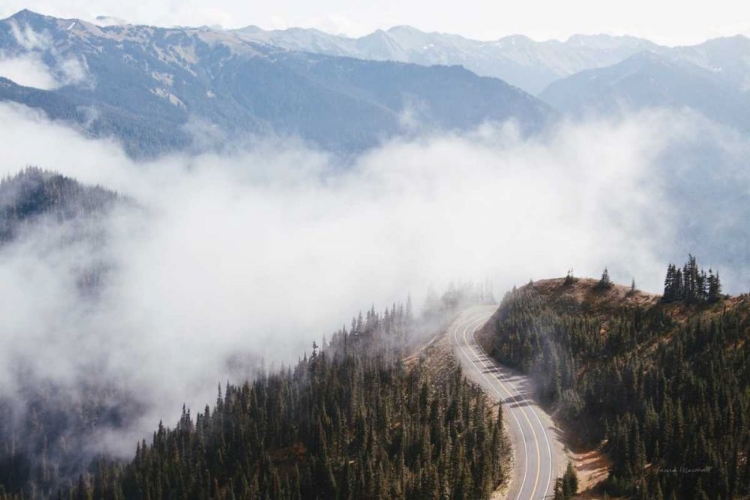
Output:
top-left (0, 269), bottom-right (507, 499)
top-left (53, 298), bottom-right (506, 500)
top-left (0, 168), bottom-right (129, 498)
top-left (0, 167), bottom-right (119, 243)
top-left (481, 259), bottom-right (750, 499)
top-left (0, 167), bottom-right (507, 499)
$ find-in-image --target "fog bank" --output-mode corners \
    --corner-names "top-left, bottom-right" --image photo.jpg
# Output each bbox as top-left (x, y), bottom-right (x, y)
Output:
top-left (0, 103), bottom-right (748, 456)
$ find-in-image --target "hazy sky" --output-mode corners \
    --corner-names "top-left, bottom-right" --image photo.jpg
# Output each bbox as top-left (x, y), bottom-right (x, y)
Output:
top-left (0, 0), bottom-right (748, 45)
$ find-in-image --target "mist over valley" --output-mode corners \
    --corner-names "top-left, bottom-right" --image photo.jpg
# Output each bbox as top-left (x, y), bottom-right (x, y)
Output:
top-left (0, 6), bottom-right (749, 499)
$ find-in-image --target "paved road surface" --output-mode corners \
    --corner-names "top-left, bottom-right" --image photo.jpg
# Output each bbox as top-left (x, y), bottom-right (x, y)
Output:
top-left (450, 306), bottom-right (565, 500)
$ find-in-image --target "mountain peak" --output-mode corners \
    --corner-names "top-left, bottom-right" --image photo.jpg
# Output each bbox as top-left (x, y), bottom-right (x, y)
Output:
top-left (387, 25), bottom-right (425, 35)
top-left (693, 34), bottom-right (750, 50)
top-left (8, 8), bottom-right (36, 16)
top-left (5, 9), bottom-right (53, 22)
top-left (3, 9), bottom-right (61, 32)
top-left (493, 34), bottom-right (536, 48)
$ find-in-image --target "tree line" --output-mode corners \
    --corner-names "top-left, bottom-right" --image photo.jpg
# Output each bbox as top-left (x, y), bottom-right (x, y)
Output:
top-left (59, 303), bottom-right (508, 500)
top-left (1, 290), bottom-right (508, 499)
top-left (662, 255), bottom-right (722, 304)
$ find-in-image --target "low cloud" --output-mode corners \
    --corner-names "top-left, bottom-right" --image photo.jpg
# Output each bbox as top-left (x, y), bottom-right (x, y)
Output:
top-left (0, 20), bottom-right (91, 89)
top-left (0, 102), bottom-right (748, 459)
top-left (0, 53), bottom-right (58, 88)
top-left (9, 18), bottom-right (52, 50)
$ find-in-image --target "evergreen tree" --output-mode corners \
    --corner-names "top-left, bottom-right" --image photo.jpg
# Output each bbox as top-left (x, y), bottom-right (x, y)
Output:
top-left (597, 267), bottom-right (612, 290)
top-left (562, 462), bottom-right (578, 498)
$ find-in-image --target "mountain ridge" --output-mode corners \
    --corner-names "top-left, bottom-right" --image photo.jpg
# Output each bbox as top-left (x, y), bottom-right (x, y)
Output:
top-left (230, 23), bottom-right (663, 94)
top-left (539, 49), bottom-right (750, 132)
top-left (0, 10), bottom-right (554, 157)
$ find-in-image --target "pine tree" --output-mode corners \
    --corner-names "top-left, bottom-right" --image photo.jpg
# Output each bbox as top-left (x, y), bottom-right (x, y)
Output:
top-left (707, 270), bottom-right (722, 303)
top-left (553, 478), bottom-right (565, 500)
top-left (562, 462), bottom-right (578, 498)
top-left (663, 264), bottom-right (676, 302)
top-left (597, 267), bottom-right (612, 290)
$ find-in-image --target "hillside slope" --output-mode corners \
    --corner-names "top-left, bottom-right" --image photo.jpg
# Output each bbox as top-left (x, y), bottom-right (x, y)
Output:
top-left (52, 300), bottom-right (509, 500)
top-left (478, 265), bottom-right (750, 499)
top-left (0, 169), bottom-right (125, 497)
top-left (0, 10), bottom-right (553, 157)
top-left (0, 167), bottom-right (119, 242)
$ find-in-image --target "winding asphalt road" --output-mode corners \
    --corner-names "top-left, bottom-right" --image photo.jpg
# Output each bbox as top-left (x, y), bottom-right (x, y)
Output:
top-left (450, 306), bottom-right (565, 500)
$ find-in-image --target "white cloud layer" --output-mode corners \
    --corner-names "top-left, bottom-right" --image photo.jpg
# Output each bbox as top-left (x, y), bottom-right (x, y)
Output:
top-left (0, 54), bottom-right (58, 88)
top-left (0, 20), bottom-right (90, 89)
top-left (0, 102), bottom-right (748, 456)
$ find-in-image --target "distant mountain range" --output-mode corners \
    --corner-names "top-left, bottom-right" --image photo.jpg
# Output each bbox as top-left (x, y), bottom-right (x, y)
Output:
top-left (540, 51), bottom-right (750, 133)
top-left (231, 26), bottom-right (750, 97)
top-left (233, 26), bottom-right (661, 95)
top-left (230, 24), bottom-right (750, 133)
top-left (1, 10), bottom-right (750, 157)
top-left (0, 10), bottom-right (553, 157)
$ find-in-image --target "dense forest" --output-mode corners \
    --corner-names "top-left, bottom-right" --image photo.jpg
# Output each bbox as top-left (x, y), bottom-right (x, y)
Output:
top-left (0, 167), bottom-right (119, 243)
top-left (0, 171), bottom-right (506, 500)
top-left (0, 168), bottom-right (128, 498)
top-left (482, 258), bottom-right (750, 499)
top-left (27, 297), bottom-right (507, 500)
